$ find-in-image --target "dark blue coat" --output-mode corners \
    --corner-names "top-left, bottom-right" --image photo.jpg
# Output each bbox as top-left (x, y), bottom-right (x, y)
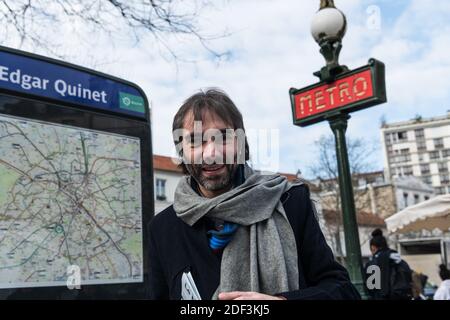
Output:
top-left (148, 183), bottom-right (361, 300)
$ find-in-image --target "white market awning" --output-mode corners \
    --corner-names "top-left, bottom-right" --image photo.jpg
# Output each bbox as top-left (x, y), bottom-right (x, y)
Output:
top-left (385, 194), bottom-right (450, 234)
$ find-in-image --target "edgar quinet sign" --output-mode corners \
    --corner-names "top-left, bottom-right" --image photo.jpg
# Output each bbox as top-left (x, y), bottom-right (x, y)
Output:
top-left (289, 58), bottom-right (386, 127)
top-left (0, 47), bottom-right (147, 119)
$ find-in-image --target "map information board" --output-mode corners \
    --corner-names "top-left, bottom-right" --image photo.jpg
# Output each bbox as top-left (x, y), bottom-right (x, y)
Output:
top-left (0, 114), bottom-right (142, 289)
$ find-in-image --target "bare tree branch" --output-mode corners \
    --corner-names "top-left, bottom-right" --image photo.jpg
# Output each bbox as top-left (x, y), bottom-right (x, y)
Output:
top-left (308, 134), bottom-right (379, 256)
top-left (0, 0), bottom-right (230, 62)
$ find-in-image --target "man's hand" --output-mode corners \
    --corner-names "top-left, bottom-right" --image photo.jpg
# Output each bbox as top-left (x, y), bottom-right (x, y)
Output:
top-left (218, 291), bottom-right (286, 300)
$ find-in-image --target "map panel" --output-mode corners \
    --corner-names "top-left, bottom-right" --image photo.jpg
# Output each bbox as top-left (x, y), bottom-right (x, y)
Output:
top-left (0, 114), bottom-right (142, 289)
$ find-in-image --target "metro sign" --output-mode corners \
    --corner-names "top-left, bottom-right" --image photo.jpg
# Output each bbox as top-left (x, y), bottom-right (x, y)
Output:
top-left (290, 58), bottom-right (386, 127)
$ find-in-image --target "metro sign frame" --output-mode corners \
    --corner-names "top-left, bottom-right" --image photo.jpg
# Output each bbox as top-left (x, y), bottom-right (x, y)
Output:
top-left (289, 58), bottom-right (386, 127)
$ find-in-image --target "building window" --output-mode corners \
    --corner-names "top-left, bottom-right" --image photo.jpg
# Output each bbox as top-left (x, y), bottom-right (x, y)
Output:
top-left (415, 128), bottom-right (425, 139)
top-left (420, 164), bottom-right (430, 175)
top-left (358, 178), bottom-right (367, 187)
top-left (417, 140), bottom-right (427, 151)
top-left (438, 162), bottom-right (449, 173)
top-left (421, 176), bottom-right (432, 185)
top-left (434, 138), bottom-right (444, 149)
top-left (389, 166), bottom-right (397, 177)
top-left (403, 192), bottom-right (409, 207)
top-left (418, 152), bottom-right (426, 162)
top-left (425, 196), bottom-right (430, 201)
top-left (156, 178), bottom-right (167, 201)
top-left (443, 149), bottom-right (450, 158)
top-left (398, 131), bottom-right (408, 141)
top-left (375, 176), bottom-right (384, 184)
top-left (391, 166), bottom-right (402, 177)
top-left (387, 145), bottom-right (393, 155)
top-left (429, 151), bottom-right (440, 160)
top-left (435, 187), bottom-right (446, 195)
top-left (403, 166), bottom-right (413, 176)
top-left (392, 132), bottom-right (398, 142)
top-left (414, 194), bottom-right (420, 204)
top-left (440, 174), bottom-right (450, 185)
top-left (392, 149), bottom-right (411, 163)
top-left (385, 133), bottom-right (391, 144)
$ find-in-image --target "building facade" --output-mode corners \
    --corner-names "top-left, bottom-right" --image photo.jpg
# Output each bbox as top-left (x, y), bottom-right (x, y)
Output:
top-left (313, 171), bottom-right (436, 264)
top-left (153, 155), bottom-right (183, 214)
top-left (316, 171), bottom-right (435, 219)
top-left (317, 207), bottom-right (387, 262)
top-left (381, 112), bottom-right (450, 195)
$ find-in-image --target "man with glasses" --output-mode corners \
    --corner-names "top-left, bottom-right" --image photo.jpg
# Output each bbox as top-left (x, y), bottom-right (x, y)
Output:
top-left (148, 88), bottom-right (360, 300)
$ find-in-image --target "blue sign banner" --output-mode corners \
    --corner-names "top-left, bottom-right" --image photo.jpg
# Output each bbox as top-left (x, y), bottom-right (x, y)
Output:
top-left (0, 49), bottom-right (147, 119)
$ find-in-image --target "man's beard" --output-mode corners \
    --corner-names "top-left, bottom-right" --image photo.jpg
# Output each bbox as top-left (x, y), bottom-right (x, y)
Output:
top-left (186, 163), bottom-right (237, 192)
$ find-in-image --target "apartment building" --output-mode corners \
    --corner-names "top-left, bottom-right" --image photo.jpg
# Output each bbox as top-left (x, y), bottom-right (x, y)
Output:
top-left (381, 112), bottom-right (450, 195)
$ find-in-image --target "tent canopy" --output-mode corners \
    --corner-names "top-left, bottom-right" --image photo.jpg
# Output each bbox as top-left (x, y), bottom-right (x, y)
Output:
top-left (385, 194), bottom-right (450, 234)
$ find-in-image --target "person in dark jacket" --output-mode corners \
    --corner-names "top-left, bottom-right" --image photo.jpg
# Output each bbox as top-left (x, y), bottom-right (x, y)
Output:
top-left (148, 88), bottom-right (360, 300)
top-left (364, 229), bottom-right (413, 300)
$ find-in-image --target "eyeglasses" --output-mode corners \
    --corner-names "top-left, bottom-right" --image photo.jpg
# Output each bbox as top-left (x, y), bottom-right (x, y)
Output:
top-left (184, 128), bottom-right (236, 149)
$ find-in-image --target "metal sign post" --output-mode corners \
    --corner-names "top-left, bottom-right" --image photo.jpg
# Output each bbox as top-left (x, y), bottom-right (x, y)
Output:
top-left (289, 1), bottom-right (387, 298)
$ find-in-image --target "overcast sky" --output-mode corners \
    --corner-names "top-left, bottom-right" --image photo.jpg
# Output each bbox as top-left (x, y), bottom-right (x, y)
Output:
top-left (4, 0), bottom-right (450, 178)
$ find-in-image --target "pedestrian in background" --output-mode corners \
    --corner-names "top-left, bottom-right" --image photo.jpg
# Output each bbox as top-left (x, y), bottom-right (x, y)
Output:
top-left (433, 264), bottom-right (450, 300)
top-left (364, 229), bottom-right (413, 300)
top-left (411, 270), bottom-right (428, 300)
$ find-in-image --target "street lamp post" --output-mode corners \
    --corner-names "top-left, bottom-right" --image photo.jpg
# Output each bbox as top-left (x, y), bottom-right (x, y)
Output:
top-left (328, 113), bottom-right (366, 297)
top-left (289, 0), bottom-right (386, 299)
top-left (311, 0), bottom-right (366, 297)
top-left (311, 0), bottom-right (348, 82)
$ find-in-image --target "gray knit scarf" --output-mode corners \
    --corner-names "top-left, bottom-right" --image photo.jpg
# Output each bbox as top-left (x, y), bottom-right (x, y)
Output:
top-left (173, 164), bottom-right (303, 299)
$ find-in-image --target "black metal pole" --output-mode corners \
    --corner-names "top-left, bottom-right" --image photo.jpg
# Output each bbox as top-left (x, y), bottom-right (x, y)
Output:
top-left (328, 113), bottom-right (367, 298)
